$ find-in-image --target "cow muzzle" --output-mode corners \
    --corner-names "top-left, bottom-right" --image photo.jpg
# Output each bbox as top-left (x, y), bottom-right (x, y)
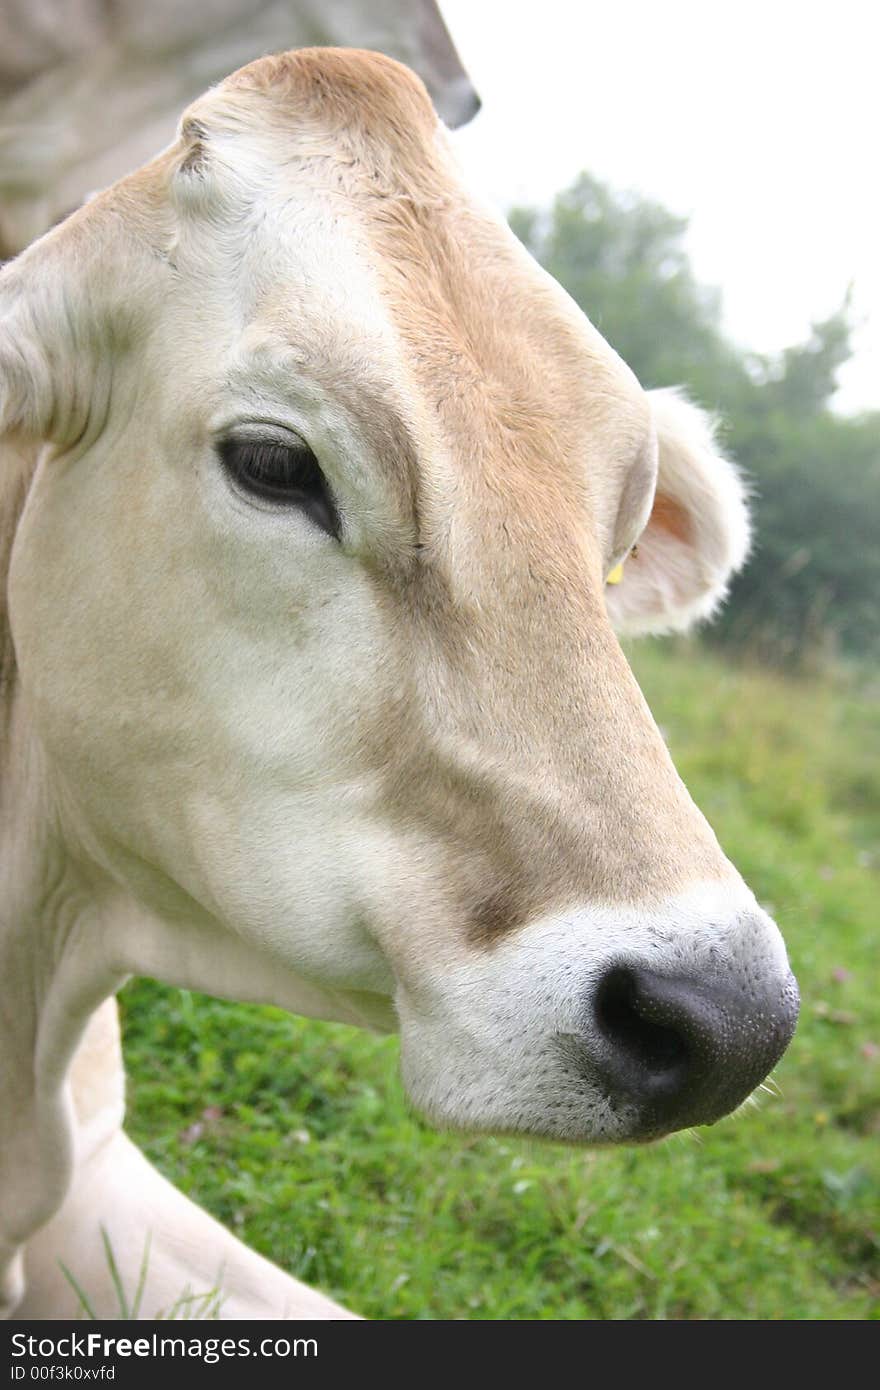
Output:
top-left (394, 890), bottom-right (799, 1144)
top-left (563, 960), bottom-right (800, 1139)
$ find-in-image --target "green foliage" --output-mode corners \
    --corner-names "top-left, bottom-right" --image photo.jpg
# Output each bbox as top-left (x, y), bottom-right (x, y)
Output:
top-left (509, 174), bottom-right (743, 405)
top-left (510, 176), bottom-right (880, 664)
top-left (121, 645), bottom-right (880, 1320)
top-left (721, 404), bottom-right (880, 661)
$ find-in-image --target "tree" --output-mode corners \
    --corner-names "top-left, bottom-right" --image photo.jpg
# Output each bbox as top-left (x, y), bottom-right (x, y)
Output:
top-left (510, 175), bottom-right (880, 664)
top-left (509, 173), bottom-right (748, 407)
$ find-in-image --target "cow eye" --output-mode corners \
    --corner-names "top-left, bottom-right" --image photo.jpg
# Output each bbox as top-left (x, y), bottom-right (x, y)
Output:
top-left (217, 434), bottom-right (341, 538)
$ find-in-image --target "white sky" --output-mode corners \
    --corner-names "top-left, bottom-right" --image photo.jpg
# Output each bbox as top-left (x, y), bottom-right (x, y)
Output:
top-left (440, 0), bottom-right (879, 413)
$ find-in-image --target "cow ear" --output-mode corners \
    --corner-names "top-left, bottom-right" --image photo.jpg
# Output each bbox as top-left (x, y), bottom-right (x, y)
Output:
top-left (0, 211), bottom-right (141, 446)
top-left (605, 388), bottom-right (750, 637)
top-left (0, 227), bottom-right (96, 446)
top-left (0, 260), bottom-right (55, 443)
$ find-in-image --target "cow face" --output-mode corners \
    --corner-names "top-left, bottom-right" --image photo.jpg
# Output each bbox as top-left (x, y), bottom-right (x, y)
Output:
top-left (0, 50), bottom-right (797, 1144)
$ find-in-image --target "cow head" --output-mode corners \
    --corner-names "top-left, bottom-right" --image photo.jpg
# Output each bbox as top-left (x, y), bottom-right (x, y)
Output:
top-left (0, 50), bottom-right (797, 1145)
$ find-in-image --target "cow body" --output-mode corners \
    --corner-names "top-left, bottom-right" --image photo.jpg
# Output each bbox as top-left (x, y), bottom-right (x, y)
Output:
top-left (0, 50), bottom-right (797, 1319)
top-left (0, 0), bottom-right (478, 257)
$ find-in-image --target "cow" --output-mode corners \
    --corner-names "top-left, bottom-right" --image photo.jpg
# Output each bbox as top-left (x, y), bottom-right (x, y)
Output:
top-left (0, 48), bottom-right (799, 1320)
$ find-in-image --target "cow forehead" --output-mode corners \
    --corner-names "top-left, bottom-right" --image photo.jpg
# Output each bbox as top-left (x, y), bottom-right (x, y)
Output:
top-left (162, 49), bottom-right (652, 556)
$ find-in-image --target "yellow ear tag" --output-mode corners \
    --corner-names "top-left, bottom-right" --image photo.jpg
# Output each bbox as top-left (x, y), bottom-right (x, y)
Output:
top-left (606, 562), bottom-right (625, 586)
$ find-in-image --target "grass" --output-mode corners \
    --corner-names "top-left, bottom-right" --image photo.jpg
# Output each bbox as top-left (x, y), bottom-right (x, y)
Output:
top-left (60, 1230), bottom-right (225, 1320)
top-left (120, 640), bottom-right (880, 1320)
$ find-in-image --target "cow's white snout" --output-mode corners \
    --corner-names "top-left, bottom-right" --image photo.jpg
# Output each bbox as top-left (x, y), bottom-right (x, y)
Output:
top-left (396, 889), bottom-right (799, 1144)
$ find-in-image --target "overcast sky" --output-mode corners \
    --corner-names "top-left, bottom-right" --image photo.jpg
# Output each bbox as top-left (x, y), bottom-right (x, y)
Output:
top-left (440, 0), bottom-right (878, 412)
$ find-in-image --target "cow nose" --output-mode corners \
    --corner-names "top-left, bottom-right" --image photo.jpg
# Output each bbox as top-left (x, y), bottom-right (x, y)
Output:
top-left (590, 964), bottom-right (799, 1134)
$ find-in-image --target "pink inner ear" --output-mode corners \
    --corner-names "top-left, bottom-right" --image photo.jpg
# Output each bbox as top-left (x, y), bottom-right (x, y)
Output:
top-left (649, 492), bottom-right (692, 545)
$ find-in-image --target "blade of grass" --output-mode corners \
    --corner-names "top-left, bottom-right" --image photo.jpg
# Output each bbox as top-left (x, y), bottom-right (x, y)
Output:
top-left (58, 1261), bottom-right (98, 1321)
top-left (130, 1231), bottom-right (152, 1320)
top-left (100, 1226), bottom-right (130, 1318)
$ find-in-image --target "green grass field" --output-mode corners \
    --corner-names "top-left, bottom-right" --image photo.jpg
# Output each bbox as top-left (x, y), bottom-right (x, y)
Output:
top-left (120, 640), bottom-right (879, 1320)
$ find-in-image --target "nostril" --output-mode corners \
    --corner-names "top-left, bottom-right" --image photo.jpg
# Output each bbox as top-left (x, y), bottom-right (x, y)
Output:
top-left (584, 959), bottom-right (800, 1135)
top-left (595, 967), bottom-right (689, 1078)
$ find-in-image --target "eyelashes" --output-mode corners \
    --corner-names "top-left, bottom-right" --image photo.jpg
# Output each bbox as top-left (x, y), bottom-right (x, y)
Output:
top-left (217, 435), bottom-right (341, 539)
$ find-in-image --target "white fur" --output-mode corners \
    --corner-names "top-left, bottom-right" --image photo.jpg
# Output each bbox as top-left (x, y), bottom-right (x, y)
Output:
top-left (397, 882), bottom-right (789, 1140)
top-left (606, 389), bottom-right (751, 637)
